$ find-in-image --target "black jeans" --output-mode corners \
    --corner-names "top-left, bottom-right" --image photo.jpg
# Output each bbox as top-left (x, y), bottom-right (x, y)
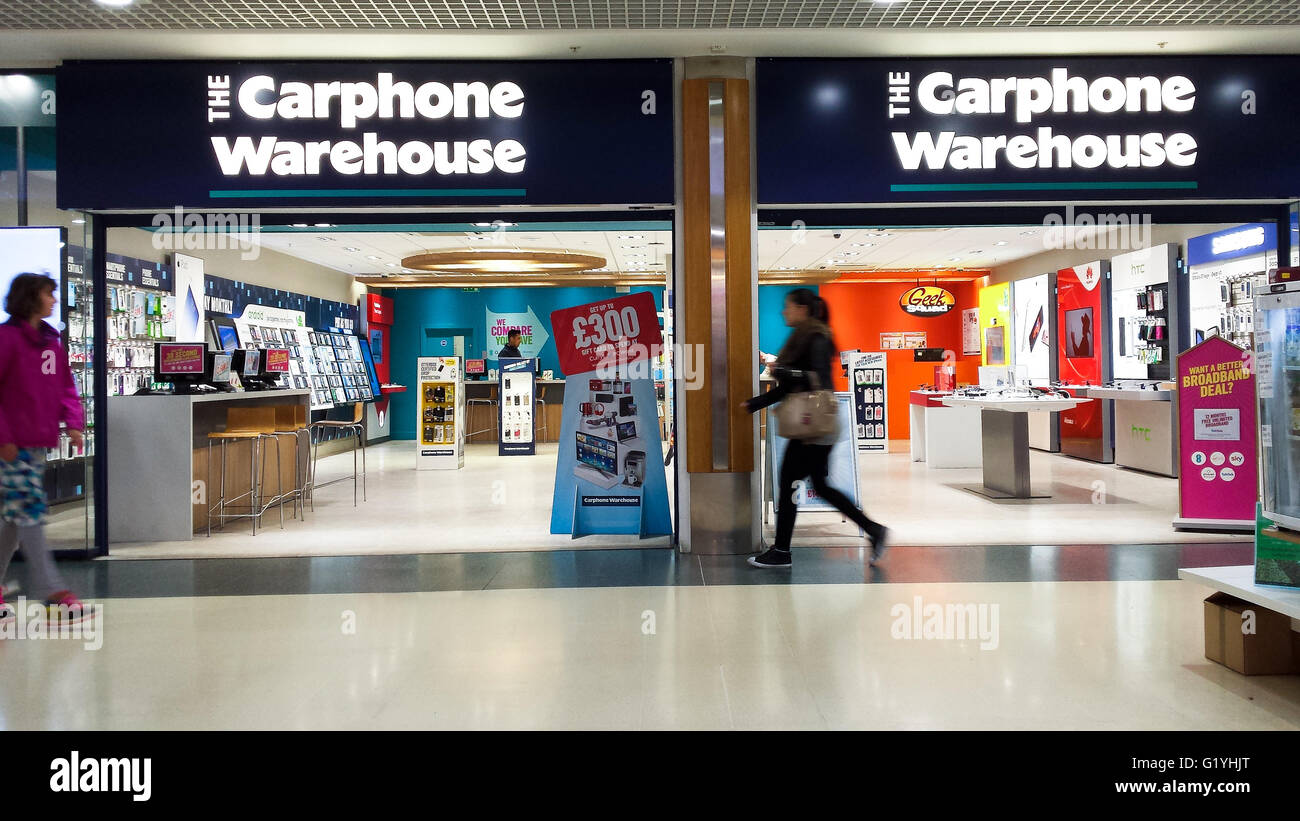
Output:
top-left (774, 440), bottom-right (880, 551)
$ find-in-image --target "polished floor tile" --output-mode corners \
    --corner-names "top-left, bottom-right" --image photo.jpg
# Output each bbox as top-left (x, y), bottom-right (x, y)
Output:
top-left (2, 580), bottom-right (1296, 730)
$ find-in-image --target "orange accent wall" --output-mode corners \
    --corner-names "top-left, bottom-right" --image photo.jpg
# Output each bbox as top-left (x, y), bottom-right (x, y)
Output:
top-left (820, 280), bottom-right (982, 440)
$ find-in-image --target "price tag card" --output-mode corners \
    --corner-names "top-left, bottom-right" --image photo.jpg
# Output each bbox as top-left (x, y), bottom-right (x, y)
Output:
top-left (550, 292), bottom-right (663, 376)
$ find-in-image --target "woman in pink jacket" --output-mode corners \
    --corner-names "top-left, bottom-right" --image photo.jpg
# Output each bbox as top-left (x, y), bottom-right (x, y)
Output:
top-left (0, 273), bottom-right (92, 624)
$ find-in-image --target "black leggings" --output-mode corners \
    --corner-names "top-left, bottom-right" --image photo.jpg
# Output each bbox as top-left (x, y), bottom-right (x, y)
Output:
top-left (774, 440), bottom-right (881, 550)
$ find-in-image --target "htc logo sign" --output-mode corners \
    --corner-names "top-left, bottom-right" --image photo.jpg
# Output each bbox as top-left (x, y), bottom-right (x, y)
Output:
top-left (1131, 424), bottom-right (1151, 441)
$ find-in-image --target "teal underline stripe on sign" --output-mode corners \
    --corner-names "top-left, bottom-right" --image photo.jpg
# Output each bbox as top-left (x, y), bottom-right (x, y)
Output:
top-left (208, 188), bottom-right (528, 198)
top-left (890, 181), bottom-right (1198, 192)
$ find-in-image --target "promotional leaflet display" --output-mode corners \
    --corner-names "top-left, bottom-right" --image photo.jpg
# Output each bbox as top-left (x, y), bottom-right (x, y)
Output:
top-left (499, 358), bottom-right (537, 456)
top-left (548, 293), bottom-right (671, 538)
top-left (979, 283), bottom-right (1011, 368)
top-left (416, 356), bottom-right (465, 471)
top-left (1012, 273), bottom-right (1059, 451)
top-left (1110, 244), bottom-right (1180, 380)
top-left (1057, 260), bottom-right (1114, 462)
top-left (231, 305), bottom-right (334, 409)
top-left (1186, 223), bottom-right (1278, 353)
top-left (849, 352), bottom-right (889, 452)
top-left (1174, 336), bottom-right (1257, 532)
top-left (767, 394), bottom-right (862, 525)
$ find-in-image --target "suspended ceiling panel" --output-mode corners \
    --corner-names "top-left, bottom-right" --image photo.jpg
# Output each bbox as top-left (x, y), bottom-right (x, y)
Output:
top-left (5, 1), bottom-right (1300, 30)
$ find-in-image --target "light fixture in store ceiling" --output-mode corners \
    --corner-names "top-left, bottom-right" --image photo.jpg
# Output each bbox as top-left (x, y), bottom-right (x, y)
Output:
top-left (315, 223), bottom-right (333, 228)
top-left (851, 242), bottom-right (873, 248)
top-left (994, 241), bottom-right (1009, 246)
top-left (366, 255), bottom-right (382, 261)
top-left (71, 218), bottom-right (86, 225)
top-left (93, 0), bottom-right (135, 6)
top-left (385, 263), bottom-right (398, 268)
top-left (343, 246), bottom-right (360, 252)
top-left (317, 236), bottom-right (335, 242)
top-left (399, 248), bottom-right (607, 276)
top-left (618, 235), bottom-right (646, 240)
top-left (291, 223), bottom-right (308, 228)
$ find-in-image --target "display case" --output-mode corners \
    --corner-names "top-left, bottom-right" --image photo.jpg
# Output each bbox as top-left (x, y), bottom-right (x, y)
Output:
top-left (499, 358), bottom-right (537, 456)
top-left (1255, 283), bottom-right (1300, 530)
top-left (416, 356), bottom-right (465, 470)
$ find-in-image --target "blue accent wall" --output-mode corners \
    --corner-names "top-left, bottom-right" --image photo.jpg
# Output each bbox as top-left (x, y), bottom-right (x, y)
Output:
top-left (758, 285), bottom-right (816, 359)
top-left (387, 285), bottom-right (663, 440)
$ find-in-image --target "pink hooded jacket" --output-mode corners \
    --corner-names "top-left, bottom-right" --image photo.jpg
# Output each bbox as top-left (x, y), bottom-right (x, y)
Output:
top-left (0, 318), bottom-right (85, 449)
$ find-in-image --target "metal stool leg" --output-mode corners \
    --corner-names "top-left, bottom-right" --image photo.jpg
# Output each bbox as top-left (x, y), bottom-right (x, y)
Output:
top-left (250, 436), bottom-right (259, 536)
top-left (359, 425), bottom-right (366, 502)
top-left (207, 439), bottom-right (213, 538)
top-left (352, 428), bottom-right (358, 507)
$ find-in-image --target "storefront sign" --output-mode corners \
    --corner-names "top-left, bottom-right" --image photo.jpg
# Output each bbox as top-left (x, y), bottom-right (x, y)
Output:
top-left (1176, 336), bottom-right (1256, 526)
top-left (549, 291), bottom-right (662, 376)
top-left (1187, 223), bottom-right (1279, 266)
top-left (757, 57), bottom-right (1300, 202)
top-left (899, 285), bottom-right (955, 316)
top-left (56, 60), bottom-right (672, 209)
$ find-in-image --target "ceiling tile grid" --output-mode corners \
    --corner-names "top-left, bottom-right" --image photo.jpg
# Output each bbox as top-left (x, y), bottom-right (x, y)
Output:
top-left (3, 0), bottom-right (1299, 30)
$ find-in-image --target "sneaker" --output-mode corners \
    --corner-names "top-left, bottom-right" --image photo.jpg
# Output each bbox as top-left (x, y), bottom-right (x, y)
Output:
top-left (748, 548), bottom-right (792, 568)
top-left (45, 591), bottom-right (94, 626)
top-left (0, 596), bottom-right (13, 623)
top-left (869, 527), bottom-right (891, 566)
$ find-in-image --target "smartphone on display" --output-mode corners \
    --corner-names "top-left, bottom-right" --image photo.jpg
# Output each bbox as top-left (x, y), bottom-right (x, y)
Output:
top-left (1027, 306), bottom-right (1044, 352)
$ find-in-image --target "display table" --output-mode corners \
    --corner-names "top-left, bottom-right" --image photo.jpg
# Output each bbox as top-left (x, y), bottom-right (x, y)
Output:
top-left (1084, 386), bottom-right (1178, 477)
top-left (909, 391), bottom-right (982, 468)
top-left (107, 389), bottom-right (310, 543)
top-left (1178, 565), bottom-right (1300, 620)
top-left (941, 394), bottom-right (1091, 499)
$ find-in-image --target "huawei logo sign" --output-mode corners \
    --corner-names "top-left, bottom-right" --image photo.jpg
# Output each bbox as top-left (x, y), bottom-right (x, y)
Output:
top-left (1078, 265), bottom-right (1100, 291)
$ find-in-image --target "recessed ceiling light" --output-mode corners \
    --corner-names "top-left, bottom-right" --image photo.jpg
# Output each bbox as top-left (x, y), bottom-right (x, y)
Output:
top-left (969, 250), bottom-right (984, 254)
top-left (366, 255), bottom-right (382, 261)
top-left (317, 236), bottom-right (335, 242)
top-left (71, 218), bottom-right (86, 225)
top-left (291, 223), bottom-right (308, 228)
top-left (994, 241), bottom-right (1009, 246)
top-left (315, 223), bottom-right (332, 228)
top-left (851, 242), bottom-right (873, 248)
top-left (343, 246), bottom-right (360, 252)
top-left (1019, 230), bottom-right (1037, 236)
top-left (93, 0), bottom-right (135, 7)
top-left (385, 263), bottom-right (398, 268)
top-left (949, 256), bottom-right (962, 261)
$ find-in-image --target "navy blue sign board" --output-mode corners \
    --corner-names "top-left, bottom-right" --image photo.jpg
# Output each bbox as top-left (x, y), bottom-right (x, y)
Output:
top-left (757, 57), bottom-right (1300, 203)
top-left (56, 60), bottom-right (673, 210)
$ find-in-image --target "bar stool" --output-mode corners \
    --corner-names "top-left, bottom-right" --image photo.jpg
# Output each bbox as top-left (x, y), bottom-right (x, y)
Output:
top-left (466, 383), bottom-right (499, 442)
top-left (269, 403), bottom-right (310, 522)
top-left (307, 401), bottom-right (366, 508)
top-left (534, 384), bottom-right (548, 443)
top-left (206, 406), bottom-right (283, 536)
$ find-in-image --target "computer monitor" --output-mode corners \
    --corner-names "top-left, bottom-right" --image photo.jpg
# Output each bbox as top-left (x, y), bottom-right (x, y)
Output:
top-left (576, 432), bottom-right (618, 477)
top-left (465, 358), bottom-right (486, 376)
top-left (358, 340), bottom-right (382, 398)
top-left (154, 342), bottom-right (208, 394)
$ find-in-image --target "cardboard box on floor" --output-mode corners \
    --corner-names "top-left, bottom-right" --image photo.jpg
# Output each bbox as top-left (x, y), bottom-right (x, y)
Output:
top-left (1204, 592), bottom-right (1298, 676)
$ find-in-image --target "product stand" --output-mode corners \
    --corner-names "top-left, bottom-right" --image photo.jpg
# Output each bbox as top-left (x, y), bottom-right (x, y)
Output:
top-left (763, 393), bottom-right (864, 535)
top-left (498, 358), bottom-right (537, 456)
top-left (848, 351), bottom-right (889, 453)
top-left (416, 356), bottom-right (465, 470)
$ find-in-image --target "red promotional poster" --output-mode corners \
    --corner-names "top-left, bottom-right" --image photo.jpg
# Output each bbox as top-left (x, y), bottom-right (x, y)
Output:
top-left (1175, 336), bottom-right (1257, 525)
top-left (264, 348), bottom-right (291, 373)
top-left (1056, 261), bottom-right (1110, 460)
top-left (550, 291), bottom-right (662, 376)
top-left (158, 342), bottom-right (206, 374)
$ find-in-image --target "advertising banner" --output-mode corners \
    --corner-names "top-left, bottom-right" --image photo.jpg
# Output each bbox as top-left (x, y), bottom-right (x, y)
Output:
top-left (548, 294), bottom-right (670, 538)
top-left (173, 253), bottom-right (205, 344)
top-left (1110, 244), bottom-right (1176, 379)
top-left (158, 343), bottom-right (206, 374)
top-left (486, 307), bottom-right (549, 361)
top-left (1012, 273), bottom-right (1053, 383)
top-left (1057, 260), bottom-right (1112, 461)
top-left (498, 358), bottom-right (537, 456)
top-left (757, 56), bottom-right (1300, 203)
top-left (979, 282), bottom-right (1011, 367)
top-left (57, 59), bottom-right (673, 209)
top-left (767, 394), bottom-right (862, 523)
top-left (849, 352), bottom-right (889, 453)
top-left (961, 308), bottom-right (981, 355)
top-left (1175, 336), bottom-right (1256, 527)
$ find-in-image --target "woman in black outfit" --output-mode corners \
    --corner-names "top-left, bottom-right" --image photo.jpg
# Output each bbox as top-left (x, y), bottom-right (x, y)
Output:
top-left (741, 289), bottom-right (889, 568)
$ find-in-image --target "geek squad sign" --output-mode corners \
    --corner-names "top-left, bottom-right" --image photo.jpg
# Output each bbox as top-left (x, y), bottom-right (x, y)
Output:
top-left (899, 286), bottom-right (956, 316)
top-left (56, 60), bottom-right (673, 209)
top-left (757, 56), bottom-right (1300, 202)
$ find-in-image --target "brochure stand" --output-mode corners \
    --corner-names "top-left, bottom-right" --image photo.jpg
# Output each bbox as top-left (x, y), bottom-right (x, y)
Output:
top-left (416, 356), bottom-right (465, 470)
top-left (849, 351), bottom-right (889, 453)
top-left (499, 358), bottom-right (537, 456)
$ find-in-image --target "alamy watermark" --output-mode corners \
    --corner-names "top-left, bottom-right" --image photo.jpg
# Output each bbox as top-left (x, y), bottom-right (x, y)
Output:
top-left (0, 597), bottom-right (103, 650)
top-left (151, 207), bottom-right (262, 260)
top-left (593, 340), bottom-right (704, 391)
top-left (1042, 205), bottom-right (1152, 252)
top-left (891, 595), bottom-right (1000, 650)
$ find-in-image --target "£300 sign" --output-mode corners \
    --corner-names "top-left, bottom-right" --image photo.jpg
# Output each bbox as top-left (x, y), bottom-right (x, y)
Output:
top-left (550, 291), bottom-right (662, 376)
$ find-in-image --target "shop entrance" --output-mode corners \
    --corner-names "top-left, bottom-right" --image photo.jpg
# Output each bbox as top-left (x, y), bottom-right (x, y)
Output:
top-left (88, 214), bottom-right (679, 559)
top-left (752, 203), bottom-right (1294, 549)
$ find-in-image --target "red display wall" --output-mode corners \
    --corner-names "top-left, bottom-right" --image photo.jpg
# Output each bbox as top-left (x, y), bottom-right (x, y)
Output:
top-left (819, 280), bottom-right (981, 440)
top-left (1055, 262), bottom-right (1109, 459)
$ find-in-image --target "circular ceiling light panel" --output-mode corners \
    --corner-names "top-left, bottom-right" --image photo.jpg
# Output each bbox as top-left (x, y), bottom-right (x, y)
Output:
top-left (400, 248), bottom-right (606, 276)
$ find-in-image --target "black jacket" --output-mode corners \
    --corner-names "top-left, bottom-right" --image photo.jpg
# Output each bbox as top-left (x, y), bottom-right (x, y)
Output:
top-left (498, 344), bottom-right (522, 359)
top-left (745, 329), bottom-right (835, 413)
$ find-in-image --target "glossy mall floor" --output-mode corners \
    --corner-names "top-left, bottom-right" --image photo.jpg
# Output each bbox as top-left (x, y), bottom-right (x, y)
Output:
top-left (5, 441), bottom-right (1289, 731)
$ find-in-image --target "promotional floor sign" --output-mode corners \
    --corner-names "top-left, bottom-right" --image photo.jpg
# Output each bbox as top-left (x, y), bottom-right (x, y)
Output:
top-left (1174, 336), bottom-right (1256, 531)
top-left (498, 357), bottom-right (536, 456)
top-left (548, 293), bottom-right (671, 537)
top-left (849, 352), bottom-right (888, 453)
top-left (766, 394), bottom-right (863, 529)
top-left (416, 356), bottom-right (464, 471)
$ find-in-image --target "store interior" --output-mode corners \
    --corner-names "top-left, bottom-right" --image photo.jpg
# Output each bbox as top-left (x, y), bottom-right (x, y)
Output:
top-left (16, 205), bottom-right (1281, 558)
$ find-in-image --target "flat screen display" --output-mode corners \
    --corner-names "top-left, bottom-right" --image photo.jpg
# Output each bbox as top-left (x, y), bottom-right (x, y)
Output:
top-left (576, 432), bottom-right (618, 474)
top-left (1065, 308), bottom-right (1095, 358)
top-left (242, 348), bottom-right (261, 376)
top-left (157, 342), bottom-right (206, 375)
top-left (0, 227), bottom-right (64, 330)
top-left (617, 421), bottom-right (637, 441)
top-left (216, 324), bottom-right (239, 352)
top-left (465, 358), bottom-right (486, 374)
